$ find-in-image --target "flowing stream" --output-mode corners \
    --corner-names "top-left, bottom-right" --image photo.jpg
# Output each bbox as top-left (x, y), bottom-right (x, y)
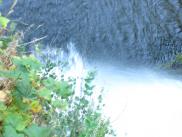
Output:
top-left (93, 64), bottom-right (182, 137)
top-left (41, 44), bottom-right (182, 137)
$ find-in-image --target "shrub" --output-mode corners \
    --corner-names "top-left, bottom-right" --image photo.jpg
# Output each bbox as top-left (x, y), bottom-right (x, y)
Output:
top-left (0, 2), bottom-right (115, 137)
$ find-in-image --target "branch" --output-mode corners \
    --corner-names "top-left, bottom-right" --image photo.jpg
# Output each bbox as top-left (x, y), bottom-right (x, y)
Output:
top-left (19, 36), bottom-right (47, 47)
top-left (7, 0), bottom-right (18, 16)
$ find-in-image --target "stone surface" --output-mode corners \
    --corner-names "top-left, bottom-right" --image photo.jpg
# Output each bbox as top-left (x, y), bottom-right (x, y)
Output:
top-left (1, 0), bottom-right (182, 64)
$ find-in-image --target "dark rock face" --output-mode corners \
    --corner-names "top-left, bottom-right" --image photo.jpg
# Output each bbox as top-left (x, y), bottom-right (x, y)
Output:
top-left (2, 0), bottom-right (182, 64)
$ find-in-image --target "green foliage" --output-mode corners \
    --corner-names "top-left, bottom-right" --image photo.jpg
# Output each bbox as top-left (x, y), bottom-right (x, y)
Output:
top-left (0, 16), bottom-right (9, 28)
top-left (175, 54), bottom-right (182, 64)
top-left (162, 54), bottom-right (182, 70)
top-left (3, 126), bottom-right (24, 137)
top-left (0, 37), bottom-right (13, 49)
top-left (45, 69), bottom-right (115, 137)
top-left (0, 31), bottom-right (114, 137)
top-left (23, 124), bottom-right (51, 137)
top-left (4, 112), bottom-right (29, 131)
top-left (0, 2), bottom-right (114, 137)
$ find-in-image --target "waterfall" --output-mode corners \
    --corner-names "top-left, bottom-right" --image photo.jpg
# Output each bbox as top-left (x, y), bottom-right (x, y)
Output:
top-left (93, 63), bottom-right (182, 137)
top-left (36, 43), bottom-right (182, 137)
top-left (34, 42), bottom-right (85, 97)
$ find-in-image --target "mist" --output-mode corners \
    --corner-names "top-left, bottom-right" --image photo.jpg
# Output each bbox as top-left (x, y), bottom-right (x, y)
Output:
top-left (34, 42), bottom-right (182, 137)
top-left (90, 63), bottom-right (182, 137)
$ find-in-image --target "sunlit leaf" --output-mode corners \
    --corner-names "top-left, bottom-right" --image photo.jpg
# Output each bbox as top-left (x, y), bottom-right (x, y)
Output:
top-left (4, 112), bottom-right (31, 131)
top-left (23, 124), bottom-right (51, 137)
top-left (13, 55), bottom-right (41, 72)
top-left (0, 16), bottom-right (10, 28)
top-left (30, 100), bottom-right (42, 113)
top-left (3, 125), bottom-right (24, 137)
top-left (51, 100), bottom-right (68, 110)
top-left (38, 88), bottom-right (52, 101)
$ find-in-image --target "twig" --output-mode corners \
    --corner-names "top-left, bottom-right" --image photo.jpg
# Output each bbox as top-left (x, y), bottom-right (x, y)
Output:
top-left (11, 19), bottom-right (29, 26)
top-left (7, 0), bottom-right (18, 16)
top-left (19, 36), bottom-right (47, 47)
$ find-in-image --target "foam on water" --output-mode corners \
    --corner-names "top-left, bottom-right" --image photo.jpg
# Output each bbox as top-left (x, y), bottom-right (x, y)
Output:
top-left (93, 64), bottom-right (182, 137)
top-left (67, 47), bottom-right (182, 137)
top-left (37, 44), bottom-right (182, 137)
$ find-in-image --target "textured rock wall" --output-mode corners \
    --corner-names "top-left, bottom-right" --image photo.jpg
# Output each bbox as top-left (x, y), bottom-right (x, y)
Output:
top-left (2, 0), bottom-right (182, 64)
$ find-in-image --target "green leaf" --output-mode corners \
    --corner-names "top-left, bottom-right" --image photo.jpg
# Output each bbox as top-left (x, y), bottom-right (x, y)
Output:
top-left (15, 80), bottom-right (36, 99)
top-left (51, 100), bottom-right (61, 108)
top-left (43, 78), bottom-right (73, 98)
top-left (3, 125), bottom-right (24, 137)
top-left (23, 124), bottom-right (51, 137)
top-left (0, 41), bottom-right (4, 49)
top-left (56, 81), bottom-right (73, 98)
top-left (13, 56), bottom-right (41, 72)
top-left (30, 100), bottom-right (42, 113)
top-left (84, 71), bottom-right (96, 83)
top-left (85, 83), bottom-right (95, 91)
top-left (51, 100), bottom-right (68, 110)
top-left (42, 78), bottom-right (55, 89)
top-left (12, 96), bottom-right (30, 112)
top-left (80, 98), bottom-right (89, 107)
top-left (4, 112), bottom-right (30, 131)
top-left (0, 101), bottom-right (7, 111)
top-left (38, 88), bottom-right (52, 101)
top-left (0, 16), bottom-right (10, 28)
top-left (0, 37), bottom-right (13, 49)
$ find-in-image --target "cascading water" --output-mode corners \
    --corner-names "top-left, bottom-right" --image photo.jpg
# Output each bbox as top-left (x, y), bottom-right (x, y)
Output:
top-left (34, 42), bottom-right (85, 96)
top-left (94, 65), bottom-right (182, 137)
top-left (36, 43), bottom-right (182, 137)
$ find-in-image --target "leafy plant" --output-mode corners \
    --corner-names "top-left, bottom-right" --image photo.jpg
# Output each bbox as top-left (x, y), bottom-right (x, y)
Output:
top-left (0, 16), bottom-right (9, 29)
top-left (0, 1), bottom-right (114, 137)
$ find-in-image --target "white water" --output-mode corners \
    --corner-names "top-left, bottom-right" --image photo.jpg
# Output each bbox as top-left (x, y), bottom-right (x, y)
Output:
top-left (92, 64), bottom-right (182, 137)
top-left (39, 43), bottom-right (182, 137)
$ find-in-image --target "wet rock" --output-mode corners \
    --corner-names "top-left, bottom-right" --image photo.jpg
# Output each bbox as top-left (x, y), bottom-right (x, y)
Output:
top-left (1, 0), bottom-right (182, 64)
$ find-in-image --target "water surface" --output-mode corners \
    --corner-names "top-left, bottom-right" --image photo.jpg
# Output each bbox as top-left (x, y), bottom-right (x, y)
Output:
top-left (91, 63), bottom-right (182, 137)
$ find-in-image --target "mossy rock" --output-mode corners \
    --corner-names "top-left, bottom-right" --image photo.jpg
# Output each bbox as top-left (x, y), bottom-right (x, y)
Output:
top-left (168, 54), bottom-right (182, 70)
top-left (175, 54), bottom-right (182, 64)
